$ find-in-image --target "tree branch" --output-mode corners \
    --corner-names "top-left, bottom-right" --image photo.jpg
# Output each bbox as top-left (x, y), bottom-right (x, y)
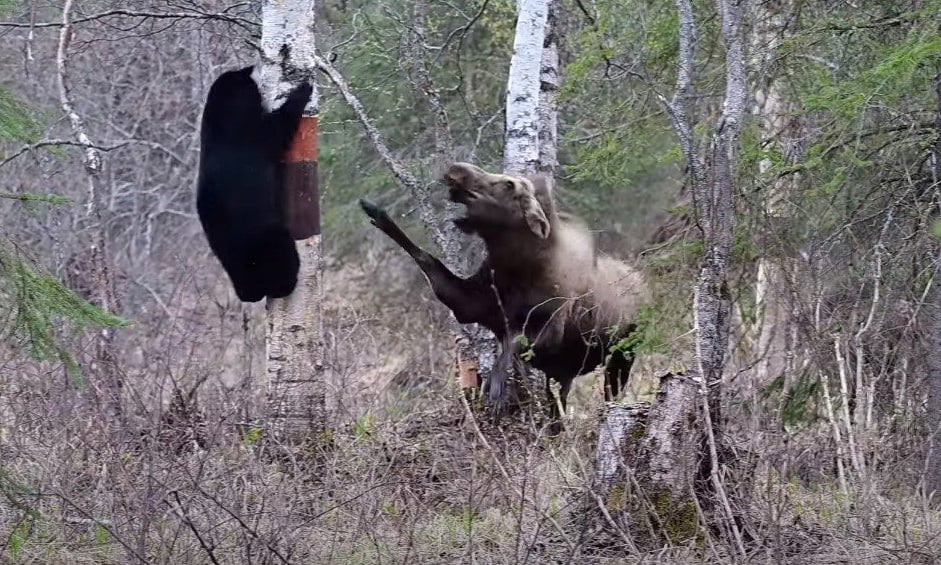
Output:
top-left (314, 54), bottom-right (449, 252)
top-left (0, 139), bottom-right (130, 169)
top-left (0, 8), bottom-right (256, 30)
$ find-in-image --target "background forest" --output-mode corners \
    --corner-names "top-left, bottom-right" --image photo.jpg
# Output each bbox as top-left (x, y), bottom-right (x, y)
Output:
top-left (2, 0), bottom-right (941, 563)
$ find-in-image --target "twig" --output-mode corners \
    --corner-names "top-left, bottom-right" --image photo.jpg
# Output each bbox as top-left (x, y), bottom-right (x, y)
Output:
top-left (0, 139), bottom-right (129, 169)
top-left (191, 484), bottom-right (295, 565)
top-left (834, 336), bottom-right (866, 478)
top-left (457, 390), bottom-right (577, 552)
top-left (821, 369), bottom-right (851, 498)
top-left (0, 8), bottom-right (256, 29)
top-left (169, 491), bottom-right (222, 565)
top-left (56, 490), bottom-right (147, 564)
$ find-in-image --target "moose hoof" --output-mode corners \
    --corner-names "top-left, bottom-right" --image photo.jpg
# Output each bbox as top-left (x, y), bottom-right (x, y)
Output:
top-left (359, 199), bottom-right (392, 226)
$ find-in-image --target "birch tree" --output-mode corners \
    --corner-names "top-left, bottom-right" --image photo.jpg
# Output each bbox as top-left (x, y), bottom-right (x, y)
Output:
top-left (537, 0), bottom-right (559, 177)
top-left (504, 0), bottom-right (548, 177)
top-left (259, 0), bottom-right (324, 444)
top-left (657, 0), bottom-right (746, 553)
top-left (751, 0), bottom-right (797, 402)
top-left (56, 0), bottom-right (122, 422)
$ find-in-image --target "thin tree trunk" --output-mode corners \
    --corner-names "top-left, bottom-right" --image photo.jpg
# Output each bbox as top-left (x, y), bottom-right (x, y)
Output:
top-left (926, 260), bottom-right (941, 501)
top-left (260, 0), bottom-right (325, 444)
top-left (651, 0), bottom-right (747, 553)
top-left (751, 0), bottom-right (797, 415)
top-left (537, 0), bottom-right (559, 177)
top-left (315, 55), bottom-right (496, 391)
top-left (923, 67), bottom-right (941, 501)
top-left (495, 0), bottom-right (550, 409)
top-left (56, 0), bottom-right (122, 422)
top-left (407, 5), bottom-right (495, 391)
top-left (504, 0), bottom-right (548, 177)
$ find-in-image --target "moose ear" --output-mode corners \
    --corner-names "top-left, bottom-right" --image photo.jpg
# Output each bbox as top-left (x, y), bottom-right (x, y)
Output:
top-left (519, 192), bottom-right (550, 238)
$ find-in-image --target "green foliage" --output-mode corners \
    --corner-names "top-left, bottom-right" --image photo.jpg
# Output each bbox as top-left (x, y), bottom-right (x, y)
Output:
top-left (514, 334), bottom-right (534, 361)
top-left (353, 413), bottom-right (376, 439)
top-left (318, 1), bottom-right (519, 253)
top-left (804, 32), bottom-right (941, 120)
top-left (0, 192), bottom-right (73, 218)
top-left (561, 0), bottom-right (683, 235)
top-left (0, 88), bottom-right (41, 146)
top-left (609, 304), bottom-right (666, 357)
top-left (7, 521), bottom-right (28, 561)
top-left (761, 372), bottom-right (820, 435)
top-left (0, 249), bottom-right (127, 377)
top-left (933, 219), bottom-right (941, 238)
top-left (240, 426), bottom-right (264, 446)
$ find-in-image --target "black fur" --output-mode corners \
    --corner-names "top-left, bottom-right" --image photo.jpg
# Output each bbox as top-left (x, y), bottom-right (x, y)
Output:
top-left (196, 66), bottom-right (312, 302)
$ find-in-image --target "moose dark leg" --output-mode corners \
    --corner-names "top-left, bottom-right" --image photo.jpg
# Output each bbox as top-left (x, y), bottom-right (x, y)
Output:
top-left (603, 349), bottom-right (635, 401)
top-left (360, 200), bottom-right (497, 326)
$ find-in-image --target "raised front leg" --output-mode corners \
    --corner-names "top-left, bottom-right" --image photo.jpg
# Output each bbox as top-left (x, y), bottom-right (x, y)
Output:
top-left (359, 200), bottom-right (498, 327)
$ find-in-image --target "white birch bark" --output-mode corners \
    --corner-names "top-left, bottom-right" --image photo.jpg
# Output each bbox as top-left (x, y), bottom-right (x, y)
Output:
top-left (504, 0), bottom-right (548, 176)
top-left (751, 0), bottom-right (794, 394)
top-left (57, 0), bottom-right (122, 420)
top-left (259, 0), bottom-right (324, 443)
top-left (537, 0), bottom-right (559, 176)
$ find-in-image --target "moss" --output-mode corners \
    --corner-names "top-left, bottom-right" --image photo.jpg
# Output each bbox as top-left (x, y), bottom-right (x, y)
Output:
top-left (650, 490), bottom-right (699, 544)
top-left (606, 484), bottom-right (626, 512)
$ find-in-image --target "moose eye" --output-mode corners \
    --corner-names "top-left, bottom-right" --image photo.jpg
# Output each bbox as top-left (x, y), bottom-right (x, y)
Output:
top-left (502, 181), bottom-right (515, 192)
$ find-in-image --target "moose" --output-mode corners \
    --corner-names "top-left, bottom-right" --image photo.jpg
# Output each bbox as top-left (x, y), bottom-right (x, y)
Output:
top-left (360, 162), bottom-right (645, 431)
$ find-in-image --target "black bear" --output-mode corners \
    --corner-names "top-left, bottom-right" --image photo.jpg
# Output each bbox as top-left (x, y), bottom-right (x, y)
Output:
top-left (196, 66), bottom-right (313, 302)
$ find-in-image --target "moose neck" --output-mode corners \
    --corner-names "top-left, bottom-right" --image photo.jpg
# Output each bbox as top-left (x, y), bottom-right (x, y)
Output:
top-left (478, 223), bottom-right (558, 279)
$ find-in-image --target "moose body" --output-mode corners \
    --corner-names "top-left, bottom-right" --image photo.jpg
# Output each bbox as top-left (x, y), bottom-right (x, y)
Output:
top-left (360, 163), bottom-right (645, 429)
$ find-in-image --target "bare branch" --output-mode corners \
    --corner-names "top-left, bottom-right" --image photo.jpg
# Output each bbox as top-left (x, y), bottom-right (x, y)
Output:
top-left (662, 0), bottom-right (700, 181)
top-left (314, 54), bottom-right (449, 252)
top-left (0, 8), bottom-right (256, 30)
top-left (0, 139), bottom-right (129, 168)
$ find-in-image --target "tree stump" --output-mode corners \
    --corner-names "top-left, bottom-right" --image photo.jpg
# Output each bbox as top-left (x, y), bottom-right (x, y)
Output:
top-left (591, 372), bottom-right (701, 547)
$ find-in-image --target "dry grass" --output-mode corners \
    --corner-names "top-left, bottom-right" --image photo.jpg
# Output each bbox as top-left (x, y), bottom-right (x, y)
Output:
top-left (1, 251), bottom-right (941, 564)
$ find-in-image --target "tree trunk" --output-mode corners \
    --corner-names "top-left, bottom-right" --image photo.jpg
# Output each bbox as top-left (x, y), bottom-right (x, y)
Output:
top-left (406, 6), bottom-right (495, 392)
top-left (592, 374), bottom-right (700, 546)
top-left (537, 0), bottom-right (559, 177)
top-left (56, 0), bottom-right (122, 423)
top-left (924, 67), bottom-right (941, 501)
top-left (315, 54), bottom-right (496, 394)
top-left (495, 0), bottom-right (550, 409)
top-left (260, 0), bottom-right (325, 445)
top-left (504, 0), bottom-right (548, 177)
top-left (690, 0), bottom-right (746, 553)
top-left (926, 256), bottom-right (941, 501)
top-left (750, 0), bottom-right (797, 416)
top-left (610, 0), bottom-right (746, 552)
